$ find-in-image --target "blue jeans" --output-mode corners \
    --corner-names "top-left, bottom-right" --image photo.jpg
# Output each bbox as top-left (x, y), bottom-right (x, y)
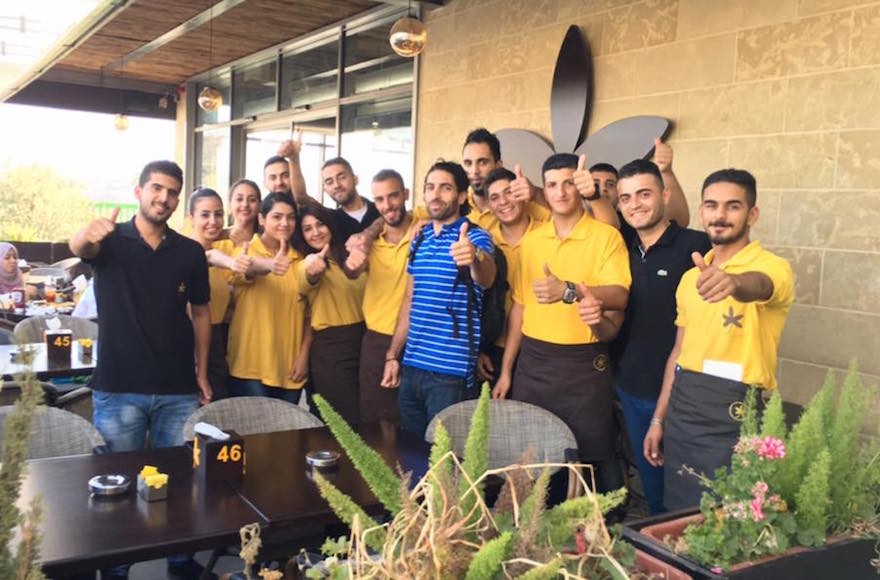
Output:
top-left (228, 377), bottom-right (304, 404)
top-left (92, 391), bottom-right (199, 452)
top-left (616, 386), bottom-right (666, 514)
top-left (398, 365), bottom-right (467, 437)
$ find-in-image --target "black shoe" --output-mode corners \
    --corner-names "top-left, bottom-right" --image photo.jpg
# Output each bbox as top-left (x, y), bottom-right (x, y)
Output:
top-left (166, 558), bottom-right (217, 580)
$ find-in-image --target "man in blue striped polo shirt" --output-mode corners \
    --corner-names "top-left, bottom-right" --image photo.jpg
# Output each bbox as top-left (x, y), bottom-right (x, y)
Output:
top-left (381, 160), bottom-right (497, 436)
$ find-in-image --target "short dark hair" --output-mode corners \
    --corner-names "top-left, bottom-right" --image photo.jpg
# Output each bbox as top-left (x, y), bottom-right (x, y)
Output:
top-left (463, 128), bottom-right (501, 161)
top-left (426, 160), bottom-right (470, 216)
top-left (259, 191), bottom-right (297, 218)
top-left (188, 187), bottom-right (222, 214)
top-left (702, 168), bottom-right (757, 207)
top-left (484, 167), bottom-right (517, 192)
top-left (617, 159), bottom-right (664, 190)
top-left (139, 160), bottom-right (182, 188)
top-left (372, 168), bottom-right (405, 190)
top-left (541, 153), bottom-right (579, 183)
top-left (263, 155), bottom-right (287, 171)
top-left (322, 156), bottom-right (354, 175)
top-left (589, 162), bottom-right (618, 176)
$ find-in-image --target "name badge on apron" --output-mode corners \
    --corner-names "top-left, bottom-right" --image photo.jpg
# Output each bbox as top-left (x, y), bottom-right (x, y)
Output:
top-left (702, 359), bottom-right (744, 382)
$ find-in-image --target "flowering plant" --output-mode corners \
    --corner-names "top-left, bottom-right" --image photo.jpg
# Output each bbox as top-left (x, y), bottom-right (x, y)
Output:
top-left (674, 433), bottom-right (797, 570)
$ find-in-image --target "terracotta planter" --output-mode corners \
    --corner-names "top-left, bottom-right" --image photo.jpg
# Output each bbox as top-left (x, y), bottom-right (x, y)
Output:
top-left (635, 548), bottom-right (693, 580)
top-left (623, 508), bottom-right (879, 579)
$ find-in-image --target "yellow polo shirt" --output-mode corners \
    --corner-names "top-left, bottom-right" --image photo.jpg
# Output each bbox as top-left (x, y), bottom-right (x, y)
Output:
top-left (513, 212), bottom-right (631, 345)
top-left (362, 228), bottom-right (411, 335)
top-left (675, 241), bottom-right (794, 389)
top-left (207, 239), bottom-right (235, 325)
top-left (296, 259), bottom-right (366, 331)
top-left (467, 187), bottom-right (550, 229)
top-left (487, 215), bottom-right (546, 347)
top-left (227, 235), bottom-right (307, 389)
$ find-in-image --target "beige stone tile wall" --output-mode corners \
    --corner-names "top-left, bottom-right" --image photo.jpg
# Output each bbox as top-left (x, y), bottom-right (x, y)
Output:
top-left (416, 0), bottom-right (880, 424)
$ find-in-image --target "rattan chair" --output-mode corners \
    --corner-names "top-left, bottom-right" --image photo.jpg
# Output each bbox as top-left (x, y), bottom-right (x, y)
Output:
top-left (13, 315), bottom-right (98, 343)
top-left (182, 396), bottom-right (323, 441)
top-left (0, 381), bottom-right (59, 406)
top-left (425, 399), bottom-right (578, 474)
top-left (0, 405), bottom-right (105, 459)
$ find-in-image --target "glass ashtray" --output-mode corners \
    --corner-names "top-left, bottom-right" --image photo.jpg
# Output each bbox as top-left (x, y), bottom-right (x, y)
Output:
top-left (305, 450), bottom-right (340, 469)
top-left (88, 474), bottom-right (131, 497)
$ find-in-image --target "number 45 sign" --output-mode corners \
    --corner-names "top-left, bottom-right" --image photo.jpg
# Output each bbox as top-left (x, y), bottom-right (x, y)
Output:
top-left (192, 430), bottom-right (245, 483)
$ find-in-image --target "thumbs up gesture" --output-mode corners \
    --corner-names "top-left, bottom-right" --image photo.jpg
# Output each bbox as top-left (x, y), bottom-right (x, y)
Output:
top-left (278, 128), bottom-right (303, 161)
top-left (305, 244), bottom-right (330, 278)
top-left (533, 262), bottom-right (566, 304)
top-left (653, 138), bottom-right (673, 173)
top-left (576, 283), bottom-right (603, 326)
top-left (450, 221), bottom-right (476, 266)
top-left (692, 251), bottom-right (737, 303)
top-left (509, 164), bottom-right (533, 203)
top-left (573, 154), bottom-right (597, 200)
top-left (231, 241), bottom-right (253, 274)
top-left (271, 239), bottom-right (292, 276)
top-left (85, 207), bottom-right (119, 244)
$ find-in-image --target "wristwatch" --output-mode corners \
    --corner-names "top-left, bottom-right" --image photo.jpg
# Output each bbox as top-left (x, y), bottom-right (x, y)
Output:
top-left (474, 248), bottom-right (486, 263)
top-left (585, 181), bottom-right (602, 201)
top-left (562, 281), bottom-right (578, 304)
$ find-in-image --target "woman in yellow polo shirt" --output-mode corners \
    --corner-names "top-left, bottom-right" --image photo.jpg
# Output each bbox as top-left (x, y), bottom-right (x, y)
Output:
top-left (227, 192), bottom-right (309, 403)
top-left (293, 204), bottom-right (366, 423)
top-left (224, 179), bottom-right (262, 248)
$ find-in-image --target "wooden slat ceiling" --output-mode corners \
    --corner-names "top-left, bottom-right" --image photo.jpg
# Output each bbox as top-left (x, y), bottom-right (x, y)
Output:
top-left (54, 0), bottom-right (379, 85)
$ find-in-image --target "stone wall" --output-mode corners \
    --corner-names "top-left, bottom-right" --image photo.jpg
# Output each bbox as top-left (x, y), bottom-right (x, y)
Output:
top-left (416, 0), bottom-right (880, 421)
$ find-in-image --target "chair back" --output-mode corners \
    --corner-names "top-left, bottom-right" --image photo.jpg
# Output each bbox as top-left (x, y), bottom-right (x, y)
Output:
top-left (183, 396), bottom-right (323, 441)
top-left (425, 399), bottom-right (578, 472)
top-left (14, 315), bottom-right (98, 343)
top-left (0, 406), bottom-right (105, 459)
top-left (0, 327), bottom-right (13, 345)
top-left (0, 381), bottom-right (58, 406)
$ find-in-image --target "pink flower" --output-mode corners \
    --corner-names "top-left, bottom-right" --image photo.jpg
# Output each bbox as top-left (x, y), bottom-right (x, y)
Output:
top-left (750, 496), bottom-right (765, 522)
top-left (752, 481), bottom-right (769, 497)
top-left (711, 567), bottom-right (723, 574)
top-left (756, 436), bottom-right (786, 460)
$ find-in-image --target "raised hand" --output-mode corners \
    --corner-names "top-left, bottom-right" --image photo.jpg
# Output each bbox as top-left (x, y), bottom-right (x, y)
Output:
top-left (85, 207), bottom-right (119, 244)
top-left (576, 283), bottom-right (603, 326)
top-left (533, 262), bottom-right (565, 304)
top-left (449, 221), bottom-right (476, 267)
top-left (278, 129), bottom-right (303, 161)
top-left (305, 245), bottom-right (329, 278)
top-left (653, 137), bottom-right (673, 174)
top-left (509, 164), bottom-right (532, 203)
top-left (231, 241), bottom-right (252, 274)
top-left (272, 239), bottom-right (293, 277)
top-left (572, 154), bottom-right (596, 200)
top-left (692, 251), bottom-right (737, 303)
top-left (345, 246), bottom-right (367, 272)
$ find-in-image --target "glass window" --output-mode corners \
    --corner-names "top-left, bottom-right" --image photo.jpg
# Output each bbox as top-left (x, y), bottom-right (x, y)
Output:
top-left (232, 59), bottom-right (277, 119)
top-left (195, 128), bottom-right (231, 194)
top-left (343, 20), bottom-right (413, 97)
top-left (195, 72), bottom-right (231, 125)
top-left (340, 96), bottom-right (412, 200)
top-left (280, 40), bottom-right (339, 110)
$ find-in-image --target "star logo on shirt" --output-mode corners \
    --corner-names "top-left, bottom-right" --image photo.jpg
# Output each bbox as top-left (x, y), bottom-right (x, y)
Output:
top-left (177, 282), bottom-right (186, 296)
top-left (722, 306), bottom-right (743, 328)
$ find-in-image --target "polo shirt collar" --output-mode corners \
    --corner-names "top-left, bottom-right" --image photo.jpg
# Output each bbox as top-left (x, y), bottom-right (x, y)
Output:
top-left (704, 239), bottom-right (763, 269)
top-left (118, 217), bottom-right (178, 250)
top-left (542, 210), bottom-right (591, 240)
top-left (430, 216), bottom-right (469, 238)
top-left (630, 220), bottom-right (682, 253)
top-left (467, 186), bottom-right (490, 217)
top-left (491, 214), bottom-right (539, 247)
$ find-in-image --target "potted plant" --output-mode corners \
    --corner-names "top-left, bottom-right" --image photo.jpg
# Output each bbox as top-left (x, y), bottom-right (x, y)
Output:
top-left (245, 384), bottom-right (690, 578)
top-left (624, 362), bottom-right (880, 579)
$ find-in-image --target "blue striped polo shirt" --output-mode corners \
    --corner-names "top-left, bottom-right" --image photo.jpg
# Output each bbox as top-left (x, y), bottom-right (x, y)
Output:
top-left (404, 216), bottom-right (495, 379)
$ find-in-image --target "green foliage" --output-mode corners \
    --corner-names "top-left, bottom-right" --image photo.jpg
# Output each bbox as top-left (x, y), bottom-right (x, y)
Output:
top-left (0, 164), bottom-right (94, 241)
top-left (320, 536), bottom-right (349, 557)
top-left (312, 471), bottom-right (385, 552)
top-left (459, 383), bottom-right (490, 525)
top-left (464, 531), bottom-right (513, 580)
top-left (542, 488), bottom-right (628, 548)
top-left (428, 420), bottom-right (456, 514)
top-left (795, 448), bottom-right (831, 548)
top-left (313, 395), bottom-right (401, 514)
top-left (516, 557), bottom-right (562, 580)
top-left (777, 384), bottom-right (828, 501)
top-left (739, 387), bottom-right (760, 437)
top-left (515, 466), bottom-right (552, 556)
top-left (760, 390), bottom-right (787, 441)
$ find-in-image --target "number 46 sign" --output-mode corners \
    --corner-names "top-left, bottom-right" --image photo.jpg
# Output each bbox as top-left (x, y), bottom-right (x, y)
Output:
top-left (191, 430), bottom-right (245, 483)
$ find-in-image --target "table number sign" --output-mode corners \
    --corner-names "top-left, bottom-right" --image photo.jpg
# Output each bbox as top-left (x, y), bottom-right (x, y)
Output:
top-left (191, 423), bottom-right (244, 483)
top-left (44, 326), bottom-right (72, 365)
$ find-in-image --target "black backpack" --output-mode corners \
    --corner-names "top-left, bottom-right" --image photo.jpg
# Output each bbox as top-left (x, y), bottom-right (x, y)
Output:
top-left (409, 224), bottom-right (509, 359)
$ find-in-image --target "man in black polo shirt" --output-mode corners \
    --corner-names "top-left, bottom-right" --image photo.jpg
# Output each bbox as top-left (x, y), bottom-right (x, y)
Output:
top-left (321, 156), bottom-right (380, 242)
top-left (610, 159), bottom-right (710, 514)
top-left (70, 160), bottom-right (212, 578)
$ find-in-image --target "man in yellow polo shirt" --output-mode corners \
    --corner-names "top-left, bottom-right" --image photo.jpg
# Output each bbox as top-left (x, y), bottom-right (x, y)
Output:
top-left (357, 169), bottom-right (413, 423)
top-left (493, 153), bottom-right (631, 491)
top-left (643, 168), bottom-right (794, 510)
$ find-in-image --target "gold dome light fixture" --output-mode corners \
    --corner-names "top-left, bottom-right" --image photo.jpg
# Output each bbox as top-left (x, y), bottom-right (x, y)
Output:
top-left (198, 2), bottom-right (223, 112)
top-left (114, 113), bottom-right (129, 131)
top-left (389, 3), bottom-right (427, 58)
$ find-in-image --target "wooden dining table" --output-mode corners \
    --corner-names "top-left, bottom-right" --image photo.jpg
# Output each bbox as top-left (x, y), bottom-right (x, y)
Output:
top-left (21, 423), bottom-right (429, 578)
top-left (0, 342), bottom-right (96, 381)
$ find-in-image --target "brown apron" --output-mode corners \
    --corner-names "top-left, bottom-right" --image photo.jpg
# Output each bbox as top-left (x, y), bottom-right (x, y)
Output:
top-left (310, 322), bottom-right (365, 424)
top-left (663, 368), bottom-right (758, 511)
top-left (358, 329), bottom-right (400, 423)
top-left (512, 336), bottom-right (615, 462)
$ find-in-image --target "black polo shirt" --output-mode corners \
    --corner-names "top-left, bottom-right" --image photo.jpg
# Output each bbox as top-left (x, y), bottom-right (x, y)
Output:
top-left (617, 209), bottom-right (637, 247)
top-left (611, 221), bottom-right (711, 400)
top-left (88, 218), bottom-right (210, 395)
top-left (334, 197), bottom-right (380, 242)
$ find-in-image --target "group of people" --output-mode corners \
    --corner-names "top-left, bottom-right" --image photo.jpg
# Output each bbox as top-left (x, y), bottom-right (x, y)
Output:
top-left (70, 126), bottom-right (794, 577)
